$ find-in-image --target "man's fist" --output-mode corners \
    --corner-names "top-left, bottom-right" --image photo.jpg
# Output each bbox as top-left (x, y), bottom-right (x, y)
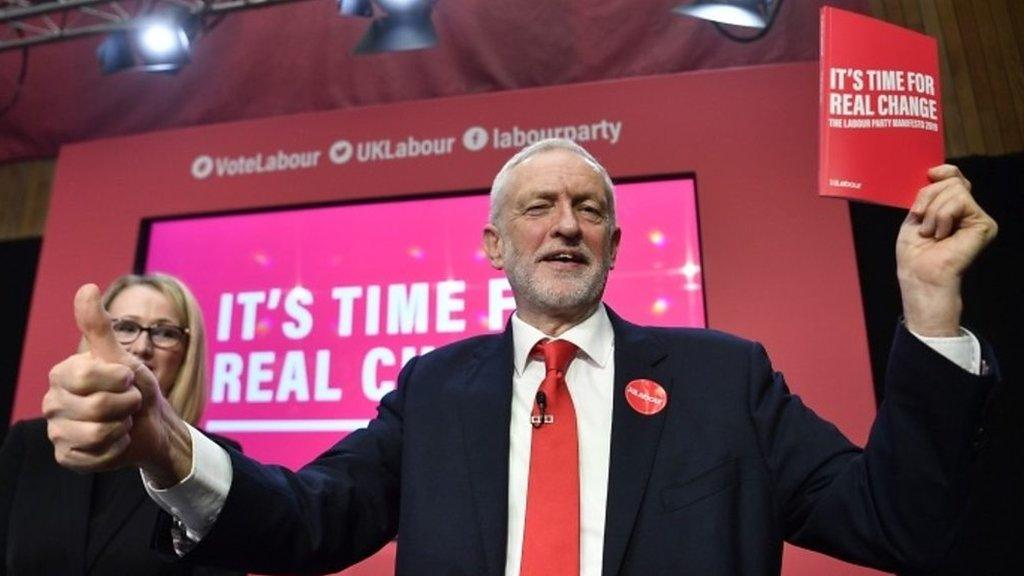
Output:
top-left (897, 165), bottom-right (998, 337)
top-left (43, 284), bottom-right (193, 486)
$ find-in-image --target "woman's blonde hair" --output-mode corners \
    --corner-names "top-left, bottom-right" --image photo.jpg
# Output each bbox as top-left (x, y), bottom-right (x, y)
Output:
top-left (87, 273), bottom-right (207, 425)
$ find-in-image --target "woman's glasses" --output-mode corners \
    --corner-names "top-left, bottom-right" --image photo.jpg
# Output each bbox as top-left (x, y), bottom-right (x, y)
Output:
top-left (111, 319), bottom-right (189, 349)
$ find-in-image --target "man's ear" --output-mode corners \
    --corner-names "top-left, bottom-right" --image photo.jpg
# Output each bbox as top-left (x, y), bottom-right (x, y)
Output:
top-left (483, 224), bottom-right (505, 270)
top-left (608, 226), bottom-right (622, 269)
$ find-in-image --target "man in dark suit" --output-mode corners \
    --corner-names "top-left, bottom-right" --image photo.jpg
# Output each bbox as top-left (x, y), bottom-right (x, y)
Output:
top-left (43, 139), bottom-right (998, 575)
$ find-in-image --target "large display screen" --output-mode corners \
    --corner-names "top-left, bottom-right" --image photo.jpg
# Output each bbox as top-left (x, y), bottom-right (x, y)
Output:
top-left (143, 178), bottom-right (703, 468)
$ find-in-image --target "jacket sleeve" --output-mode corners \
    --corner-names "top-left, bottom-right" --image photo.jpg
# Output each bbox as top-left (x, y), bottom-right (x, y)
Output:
top-left (156, 357), bottom-right (416, 575)
top-left (752, 324), bottom-right (995, 572)
top-left (187, 432), bottom-right (247, 576)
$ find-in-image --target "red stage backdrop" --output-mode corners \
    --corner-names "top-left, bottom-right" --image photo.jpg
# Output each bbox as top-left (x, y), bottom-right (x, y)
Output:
top-left (15, 62), bottom-right (883, 575)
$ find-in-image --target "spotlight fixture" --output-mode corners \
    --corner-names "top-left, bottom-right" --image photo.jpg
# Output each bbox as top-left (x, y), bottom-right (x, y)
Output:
top-left (673, 0), bottom-right (783, 41)
top-left (96, 9), bottom-right (199, 74)
top-left (673, 0), bottom-right (769, 28)
top-left (338, 0), bottom-right (438, 55)
top-left (136, 14), bottom-right (193, 70)
top-left (339, 0), bottom-right (373, 18)
top-left (96, 31), bottom-right (135, 75)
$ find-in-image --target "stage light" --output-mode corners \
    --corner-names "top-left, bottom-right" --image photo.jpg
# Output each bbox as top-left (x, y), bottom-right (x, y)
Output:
top-left (339, 0), bottom-right (373, 18)
top-left (375, 0), bottom-right (424, 15)
top-left (96, 31), bottom-right (135, 75)
top-left (673, 0), bottom-right (770, 29)
top-left (139, 22), bottom-right (187, 57)
top-left (342, 0), bottom-right (438, 55)
top-left (95, 9), bottom-right (197, 74)
top-left (135, 12), bottom-right (194, 71)
top-left (353, 13), bottom-right (437, 54)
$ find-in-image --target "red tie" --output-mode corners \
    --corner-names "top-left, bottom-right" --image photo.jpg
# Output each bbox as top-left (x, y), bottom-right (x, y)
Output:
top-left (521, 339), bottom-right (580, 576)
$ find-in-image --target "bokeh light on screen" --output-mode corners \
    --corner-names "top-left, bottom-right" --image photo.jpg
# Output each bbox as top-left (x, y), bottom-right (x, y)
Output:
top-left (256, 318), bottom-right (273, 336)
top-left (648, 229), bottom-right (666, 247)
top-left (251, 252), bottom-right (272, 267)
top-left (680, 260), bottom-right (702, 291)
top-left (651, 297), bottom-right (670, 315)
top-left (476, 311), bottom-right (491, 329)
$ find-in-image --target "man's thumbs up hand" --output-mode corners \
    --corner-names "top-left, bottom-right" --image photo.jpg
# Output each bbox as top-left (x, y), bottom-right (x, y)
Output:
top-left (74, 283), bottom-right (143, 369)
top-left (44, 284), bottom-right (193, 486)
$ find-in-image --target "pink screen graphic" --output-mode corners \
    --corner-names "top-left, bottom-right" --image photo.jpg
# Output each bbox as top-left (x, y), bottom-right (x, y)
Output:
top-left (145, 179), bottom-right (702, 468)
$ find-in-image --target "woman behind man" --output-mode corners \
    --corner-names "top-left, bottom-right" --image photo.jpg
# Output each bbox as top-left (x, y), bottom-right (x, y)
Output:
top-left (0, 274), bottom-right (243, 576)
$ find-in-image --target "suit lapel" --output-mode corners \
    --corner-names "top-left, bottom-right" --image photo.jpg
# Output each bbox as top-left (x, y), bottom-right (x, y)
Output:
top-left (457, 327), bottom-right (514, 576)
top-left (602, 310), bottom-right (674, 576)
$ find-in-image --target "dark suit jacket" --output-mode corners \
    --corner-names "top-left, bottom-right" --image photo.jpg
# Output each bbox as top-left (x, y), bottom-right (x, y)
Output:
top-left (0, 418), bottom-right (244, 576)
top-left (169, 310), bottom-right (995, 575)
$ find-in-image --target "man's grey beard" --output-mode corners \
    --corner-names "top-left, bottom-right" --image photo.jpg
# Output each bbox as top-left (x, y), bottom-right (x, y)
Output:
top-left (503, 242), bottom-right (612, 316)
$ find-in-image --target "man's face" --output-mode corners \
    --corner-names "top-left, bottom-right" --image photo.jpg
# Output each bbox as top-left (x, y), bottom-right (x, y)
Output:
top-left (484, 148), bottom-right (621, 325)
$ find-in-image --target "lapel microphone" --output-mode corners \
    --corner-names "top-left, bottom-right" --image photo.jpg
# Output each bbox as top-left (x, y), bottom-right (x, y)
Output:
top-left (531, 391), bottom-right (554, 428)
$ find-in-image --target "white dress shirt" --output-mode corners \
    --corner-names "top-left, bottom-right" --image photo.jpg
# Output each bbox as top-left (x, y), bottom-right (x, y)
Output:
top-left (506, 305), bottom-right (615, 576)
top-left (145, 312), bottom-right (981, 574)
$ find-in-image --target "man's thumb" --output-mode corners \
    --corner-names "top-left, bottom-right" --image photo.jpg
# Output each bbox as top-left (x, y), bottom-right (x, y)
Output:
top-left (74, 283), bottom-right (131, 364)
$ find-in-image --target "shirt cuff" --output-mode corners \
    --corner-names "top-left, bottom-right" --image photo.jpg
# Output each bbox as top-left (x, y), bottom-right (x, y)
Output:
top-left (140, 423), bottom-right (233, 544)
top-left (908, 326), bottom-right (982, 375)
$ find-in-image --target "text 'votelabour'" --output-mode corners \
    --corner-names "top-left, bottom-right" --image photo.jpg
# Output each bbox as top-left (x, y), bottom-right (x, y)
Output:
top-left (827, 68), bottom-right (939, 132)
top-left (209, 280), bottom-right (515, 405)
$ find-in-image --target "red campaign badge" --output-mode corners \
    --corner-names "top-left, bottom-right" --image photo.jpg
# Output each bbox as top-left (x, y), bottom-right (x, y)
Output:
top-left (625, 379), bottom-right (667, 416)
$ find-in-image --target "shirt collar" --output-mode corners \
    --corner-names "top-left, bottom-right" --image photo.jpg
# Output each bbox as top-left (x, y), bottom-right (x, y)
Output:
top-left (511, 303), bottom-right (614, 376)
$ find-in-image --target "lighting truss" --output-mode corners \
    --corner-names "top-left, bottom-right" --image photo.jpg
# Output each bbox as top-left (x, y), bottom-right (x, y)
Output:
top-left (0, 0), bottom-right (308, 53)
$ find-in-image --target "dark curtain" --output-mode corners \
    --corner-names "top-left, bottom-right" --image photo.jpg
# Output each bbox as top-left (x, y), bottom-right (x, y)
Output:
top-left (0, 237), bottom-right (42, 443)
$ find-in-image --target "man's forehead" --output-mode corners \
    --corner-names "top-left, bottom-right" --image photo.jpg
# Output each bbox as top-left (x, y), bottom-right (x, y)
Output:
top-left (507, 149), bottom-right (606, 194)
top-left (514, 147), bottom-right (601, 173)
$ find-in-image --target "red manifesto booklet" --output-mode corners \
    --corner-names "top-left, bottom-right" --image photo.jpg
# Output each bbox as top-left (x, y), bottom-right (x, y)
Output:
top-left (819, 6), bottom-right (944, 208)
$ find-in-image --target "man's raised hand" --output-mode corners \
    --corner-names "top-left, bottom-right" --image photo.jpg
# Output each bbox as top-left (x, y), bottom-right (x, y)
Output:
top-left (897, 165), bottom-right (998, 337)
top-left (43, 283), bottom-right (193, 486)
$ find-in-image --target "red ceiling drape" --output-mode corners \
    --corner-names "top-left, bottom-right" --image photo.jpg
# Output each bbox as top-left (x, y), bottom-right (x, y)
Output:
top-left (0, 0), bottom-right (868, 163)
